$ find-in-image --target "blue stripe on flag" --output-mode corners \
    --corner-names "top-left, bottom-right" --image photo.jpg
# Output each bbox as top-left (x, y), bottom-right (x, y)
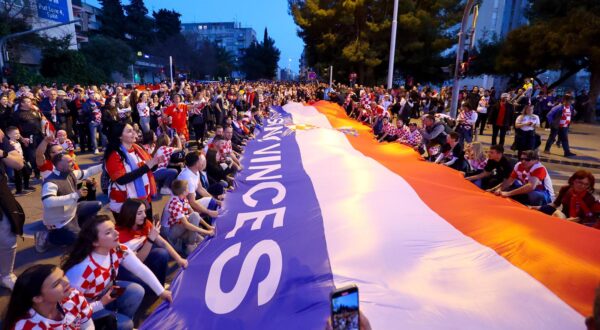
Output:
top-left (142, 106), bottom-right (334, 329)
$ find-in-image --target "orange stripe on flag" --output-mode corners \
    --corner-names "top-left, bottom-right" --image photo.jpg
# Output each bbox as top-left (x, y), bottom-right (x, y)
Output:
top-left (312, 100), bottom-right (600, 316)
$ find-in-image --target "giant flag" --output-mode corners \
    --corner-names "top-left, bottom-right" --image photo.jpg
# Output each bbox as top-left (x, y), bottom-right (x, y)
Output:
top-left (142, 101), bottom-right (600, 330)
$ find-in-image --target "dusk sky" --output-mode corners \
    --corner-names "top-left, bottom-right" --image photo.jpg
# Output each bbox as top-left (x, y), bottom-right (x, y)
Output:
top-left (85, 0), bottom-right (304, 73)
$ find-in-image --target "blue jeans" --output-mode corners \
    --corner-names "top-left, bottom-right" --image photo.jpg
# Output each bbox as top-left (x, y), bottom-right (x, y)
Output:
top-left (89, 121), bottom-right (107, 151)
top-left (508, 182), bottom-right (552, 206)
top-left (92, 280), bottom-right (144, 330)
top-left (48, 201), bottom-right (102, 246)
top-left (544, 126), bottom-right (571, 155)
top-left (140, 116), bottom-right (151, 133)
top-left (153, 168), bottom-right (178, 191)
top-left (117, 246), bottom-right (169, 291)
top-left (457, 125), bottom-right (473, 144)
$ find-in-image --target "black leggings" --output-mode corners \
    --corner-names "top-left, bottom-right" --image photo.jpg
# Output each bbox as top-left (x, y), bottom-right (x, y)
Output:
top-left (475, 113), bottom-right (488, 135)
top-left (13, 163), bottom-right (32, 192)
top-left (193, 122), bottom-right (206, 142)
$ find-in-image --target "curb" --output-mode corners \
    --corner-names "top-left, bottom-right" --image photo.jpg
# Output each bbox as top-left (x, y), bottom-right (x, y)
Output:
top-left (505, 153), bottom-right (600, 169)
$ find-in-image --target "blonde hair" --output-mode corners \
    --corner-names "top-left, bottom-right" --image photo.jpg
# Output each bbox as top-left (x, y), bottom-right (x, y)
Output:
top-left (468, 142), bottom-right (485, 161)
top-left (171, 179), bottom-right (188, 196)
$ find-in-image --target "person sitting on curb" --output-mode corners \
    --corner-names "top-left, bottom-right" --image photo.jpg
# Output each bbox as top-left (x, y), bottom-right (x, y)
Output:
top-left (465, 144), bottom-right (512, 190)
top-left (534, 170), bottom-right (598, 225)
top-left (36, 153), bottom-right (102, 253)
top-left (493, 150), bottom-right (555, 206)
top-left (160, 180), bottom-right (215, 255)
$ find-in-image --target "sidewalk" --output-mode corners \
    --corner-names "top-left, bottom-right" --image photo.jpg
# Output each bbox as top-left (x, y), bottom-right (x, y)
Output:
top-left (475, 122), bottom-right (600, 199)
top-left (475, 123), bottom-right (600, 168)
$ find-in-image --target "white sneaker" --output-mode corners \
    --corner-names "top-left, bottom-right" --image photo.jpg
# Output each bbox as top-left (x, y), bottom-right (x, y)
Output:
top-left (160, 187), bottom-right (172, 195)
top-left (1, 273), bottom-right (17, 290)
top-left (93, 149), bottom-right (100, 155)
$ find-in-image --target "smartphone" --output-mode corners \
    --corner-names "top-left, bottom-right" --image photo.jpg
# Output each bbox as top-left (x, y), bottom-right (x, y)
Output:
top-left (331, 285), bottom-right (360, 330)
top-left (110, 286), bottom-right (125, 298)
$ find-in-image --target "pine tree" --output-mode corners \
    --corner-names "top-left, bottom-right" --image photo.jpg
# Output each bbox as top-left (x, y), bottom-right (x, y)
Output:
top-left (240, 28), bottom-right (281, 80)
top-left (153, 9), bottom-right (182, 42)
top-left (124, 0), bottom-right (154, 51)
top-left (98, 0), bottom-right (126, 39)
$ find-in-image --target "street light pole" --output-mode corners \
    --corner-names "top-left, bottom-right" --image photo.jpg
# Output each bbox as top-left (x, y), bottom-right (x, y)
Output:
top-left (329, 65), bottom-right (333, 88)
top-left (169, 56), bottom-right (174, 85)
top-left (387, 0), bottom-right (399, 90)
top-left (449, 0), bottom-right (476, 118)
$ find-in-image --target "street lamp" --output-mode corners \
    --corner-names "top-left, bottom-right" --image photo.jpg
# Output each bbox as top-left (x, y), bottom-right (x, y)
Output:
top-left (449, 0), bottom-right (476, 118)
top-left (387, 0), bottom-right (399, 90)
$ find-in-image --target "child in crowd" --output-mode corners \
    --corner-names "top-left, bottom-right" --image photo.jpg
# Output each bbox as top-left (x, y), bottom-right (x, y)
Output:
top-left (6, 126), bottom-right (34, 196)
top-left (160, 179), bottom-right (215, 255)
top-left (465, 142), bottom-right (488, 175)
top-left (56, 129), bottom-right (75, 159)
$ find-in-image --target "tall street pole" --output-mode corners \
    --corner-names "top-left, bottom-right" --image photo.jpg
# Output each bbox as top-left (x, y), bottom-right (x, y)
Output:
top-left (169, 56), bottom-right (174, 85)
top-left (450, 0), bottom-right (476, 118)
top-left (329, 65), bottom-right (333, 88)
top-left (386, 0), bottom-right (399, 90)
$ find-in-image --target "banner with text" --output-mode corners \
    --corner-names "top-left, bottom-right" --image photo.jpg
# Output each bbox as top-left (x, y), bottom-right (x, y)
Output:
top-left (141, 107), bottom-right (333, 330)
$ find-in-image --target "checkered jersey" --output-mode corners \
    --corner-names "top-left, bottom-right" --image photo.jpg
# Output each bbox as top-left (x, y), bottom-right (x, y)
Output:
top-left (14, 311), bottom-right (62, 330)
top-left (58, 139), bottom-right (75, 153)
top-left (137, 102), bottom-right (150, 117)
top-left (13, 288), bottom-right (91, 330)
top-left (61, 288), bottom-right (92, 329)
top-left (382, 122), bottom-right (397, 136)
top-left (398, 129), bottom-right (423, 148)
top-left (189, 99), bottom-right (207, 115)
top-left (92, 108), bottom-right (102, 124)
top-left (78, 245), bottom-right (128, 300)
top-left (155, 146), bottom-right (175, 169)
top-left (164, 196), bottom-right (190, 227)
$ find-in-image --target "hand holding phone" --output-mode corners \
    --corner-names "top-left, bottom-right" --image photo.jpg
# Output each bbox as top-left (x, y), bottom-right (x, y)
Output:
top-left (110, 286), bottom-right (125, 298)
top-left (331, 285), bottom-right (360, 330)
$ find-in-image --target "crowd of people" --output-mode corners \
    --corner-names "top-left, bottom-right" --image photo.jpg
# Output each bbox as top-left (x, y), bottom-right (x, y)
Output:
top-left (0, 80), bottom-right (309, 329)
top-left (0, 78), bottom-right (598, 329)
top-left (329, 80), bottom-right (599, 226)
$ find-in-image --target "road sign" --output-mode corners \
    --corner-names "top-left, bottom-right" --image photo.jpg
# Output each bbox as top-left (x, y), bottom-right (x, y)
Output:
top-left (37, 0), bottom-right (70, 23)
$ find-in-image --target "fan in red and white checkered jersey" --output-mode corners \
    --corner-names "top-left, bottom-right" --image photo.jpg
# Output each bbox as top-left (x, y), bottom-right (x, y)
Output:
top-left (78, 246), bottom-right (127, 300)
top-left (165, 196), bottom-right (190, 227)
top-left (14, 288), bottom-right (92, 330)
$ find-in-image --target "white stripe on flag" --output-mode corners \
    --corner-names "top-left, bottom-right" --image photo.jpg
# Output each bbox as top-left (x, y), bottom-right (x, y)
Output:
top-left (283, 103), bottom-right (583, 329)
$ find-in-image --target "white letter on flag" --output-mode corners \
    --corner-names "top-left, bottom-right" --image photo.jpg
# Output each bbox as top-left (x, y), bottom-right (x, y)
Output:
top-left (205, 240), bottom-right (283, 314)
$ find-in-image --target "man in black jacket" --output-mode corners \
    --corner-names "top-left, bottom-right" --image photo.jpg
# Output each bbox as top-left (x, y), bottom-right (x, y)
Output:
top-left (38, 89), bottom-right (69, 130)
top-left (206, 136), bottom-right (234, 186)
top-left (487, 93), bottom-right (515, 146)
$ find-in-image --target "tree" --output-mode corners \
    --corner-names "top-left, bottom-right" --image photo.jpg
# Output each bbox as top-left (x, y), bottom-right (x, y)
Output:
top-left (124, 0), bottom-right (154, 51)
top-left (289, 0), bottom-right (462, 84)
top-left (0, 0), bottom-right (45, 65)
top-left (153, 9), bottom-right (181, 42)
top-left (259, 28), bottom-right (281, 79)
top-left (239, 28), bottom-right (281, 80)
top-left (215, 46), bottom-right (235, 79)
top-left (467, 0), bottom-right (600, 122)
top-left (239, 42), bottom-right (263, 80)
top-left (97, 0), bottom-right (126, 39)
top-left (80, 35), bottom-right (134, 78)
top-left (40, 36), bottom-right (106, 84)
